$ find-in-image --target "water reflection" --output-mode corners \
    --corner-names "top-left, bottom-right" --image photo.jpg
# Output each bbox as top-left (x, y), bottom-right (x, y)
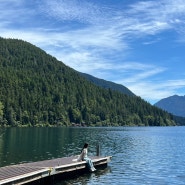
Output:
top-left (55, 166), bottom-right (112, 185)
top-left (0, 127), bottom-right (114, 167)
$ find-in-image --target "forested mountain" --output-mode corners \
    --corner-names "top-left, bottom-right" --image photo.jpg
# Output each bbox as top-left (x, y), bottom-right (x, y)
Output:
top-left (155, 95), bottom-right (185, 117)
top-left (0, 37), bottom-right (176, 127)
top-left (80, 73), bottom-right (135, 96)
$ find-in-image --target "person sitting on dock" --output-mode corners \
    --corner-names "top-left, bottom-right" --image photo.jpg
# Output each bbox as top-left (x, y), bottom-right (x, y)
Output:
top-left (77, 143), bottom-right (96, 172)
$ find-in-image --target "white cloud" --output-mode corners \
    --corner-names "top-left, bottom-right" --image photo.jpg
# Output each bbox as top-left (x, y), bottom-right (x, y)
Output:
top-left (164, 79), bottom-right (185, 88)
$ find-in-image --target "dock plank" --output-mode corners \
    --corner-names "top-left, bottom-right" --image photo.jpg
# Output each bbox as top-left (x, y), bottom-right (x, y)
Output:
top-left (0, 166), bottom-right (43, 180)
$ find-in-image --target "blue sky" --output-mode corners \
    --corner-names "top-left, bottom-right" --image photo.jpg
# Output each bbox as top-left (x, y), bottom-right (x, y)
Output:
top-left (1, 0), bottom-right (185, 104)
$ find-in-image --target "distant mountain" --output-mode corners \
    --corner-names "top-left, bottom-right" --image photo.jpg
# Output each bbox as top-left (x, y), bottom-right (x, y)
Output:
top-left (155, 95), bottom-right (185, 117)
top-left (80, 73), bottom-right (135, 96)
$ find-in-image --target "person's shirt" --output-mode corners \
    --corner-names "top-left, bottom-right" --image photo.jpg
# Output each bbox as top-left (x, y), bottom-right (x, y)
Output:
top-left (77, 148), bottom-right (88, 161)
top-left (82, 148), bottom-right (88, 159)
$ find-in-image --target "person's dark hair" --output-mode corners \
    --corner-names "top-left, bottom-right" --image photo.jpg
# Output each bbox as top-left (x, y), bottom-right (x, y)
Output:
top-left (81, 143), bottom-right (88, 152)
top-left (84, 143), bottom-right (88, 148)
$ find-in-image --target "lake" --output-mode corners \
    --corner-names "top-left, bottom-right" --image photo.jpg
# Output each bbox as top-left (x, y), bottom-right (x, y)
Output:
top-left (0, 126), bottom-right (185, 184)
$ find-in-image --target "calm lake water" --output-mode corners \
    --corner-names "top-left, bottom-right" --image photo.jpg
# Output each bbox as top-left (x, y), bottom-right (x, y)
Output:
top-left (1, 126), bottom-right (185, 184)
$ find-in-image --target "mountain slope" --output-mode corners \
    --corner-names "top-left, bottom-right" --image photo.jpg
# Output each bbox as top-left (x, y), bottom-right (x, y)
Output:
top-left (155, 95), bottom-right (185, 117)
top-left (80, 73), bottom-right (135, 96)
top-left (0, 37), bottom-right (175, 126)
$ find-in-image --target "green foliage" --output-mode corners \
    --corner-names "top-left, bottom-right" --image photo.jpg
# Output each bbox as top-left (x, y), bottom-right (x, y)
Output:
top-left (0, 102), bottom-right (3, 117)
top-left (173, 115), bottom-right (185, 126)
top-left (0, 101), bottom-right (4, 124)
top-left (0, 37), bottom-right (176, 127)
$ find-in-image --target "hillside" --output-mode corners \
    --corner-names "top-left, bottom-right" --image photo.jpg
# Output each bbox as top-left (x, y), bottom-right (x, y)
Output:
top-left (0, 37), bottom-right (176, 127)
top-left (80, 73), bottom-right (135, 96)
top-left (155, 95), bottom-right (185, 117)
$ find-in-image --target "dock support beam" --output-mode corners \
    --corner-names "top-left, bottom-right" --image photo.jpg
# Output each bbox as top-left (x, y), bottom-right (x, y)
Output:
top-left (96, 143), bottom-right (100, 156)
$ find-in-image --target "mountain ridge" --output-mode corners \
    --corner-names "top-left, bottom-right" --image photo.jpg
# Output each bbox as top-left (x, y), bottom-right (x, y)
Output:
top-left (155, 95), bottom-right (185, 117)
top-left (79, 72), bottom-right (135, 96)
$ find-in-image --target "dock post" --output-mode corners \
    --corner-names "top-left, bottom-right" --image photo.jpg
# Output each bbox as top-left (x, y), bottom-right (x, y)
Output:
top-left (96, 143), bottom-right (100, 156)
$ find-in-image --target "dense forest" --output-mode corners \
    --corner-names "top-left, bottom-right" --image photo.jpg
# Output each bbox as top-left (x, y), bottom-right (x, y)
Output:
top-left (0, 37), bottom-right (176, 127)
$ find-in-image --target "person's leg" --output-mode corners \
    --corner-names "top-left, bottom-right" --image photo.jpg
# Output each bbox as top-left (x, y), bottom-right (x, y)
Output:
top-left (84, 157), bottom-right (96, 171)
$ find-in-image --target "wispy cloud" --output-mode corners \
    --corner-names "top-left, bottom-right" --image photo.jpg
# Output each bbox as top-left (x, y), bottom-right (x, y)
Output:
top-left (121, 68), bottom-right (166, 83)
top-left (40, 0), bottom-right (109, 24)
top-left (127, 0), bottom-right (185, 25)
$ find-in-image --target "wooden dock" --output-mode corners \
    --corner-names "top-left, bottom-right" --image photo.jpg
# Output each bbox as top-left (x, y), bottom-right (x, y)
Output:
top-left (0, 156), bottom-right (111, 185)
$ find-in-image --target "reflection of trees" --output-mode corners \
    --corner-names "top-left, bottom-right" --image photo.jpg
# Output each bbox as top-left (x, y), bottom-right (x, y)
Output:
top-left (0, 128), bottom-right (6, 137)
top-left (0, 127), bottom-right (112, 170)
top-left (0, 127), bottom-right (101, 167)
